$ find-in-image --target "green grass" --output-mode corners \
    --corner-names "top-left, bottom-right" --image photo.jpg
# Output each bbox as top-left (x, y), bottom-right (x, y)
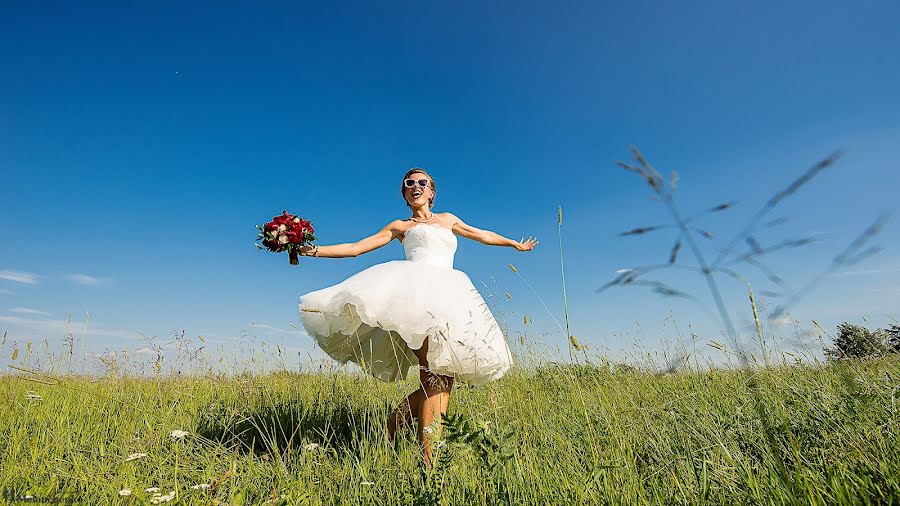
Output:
top-left (2, 357), bottom-right (898, 505)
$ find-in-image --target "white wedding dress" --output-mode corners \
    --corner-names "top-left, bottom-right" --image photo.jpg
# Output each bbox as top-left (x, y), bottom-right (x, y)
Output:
top-left (298, 222), bottom-right (513, 385)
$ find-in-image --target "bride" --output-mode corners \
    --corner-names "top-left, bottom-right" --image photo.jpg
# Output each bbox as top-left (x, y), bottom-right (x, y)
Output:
top-left (297, 167), bottom-right (538, 465)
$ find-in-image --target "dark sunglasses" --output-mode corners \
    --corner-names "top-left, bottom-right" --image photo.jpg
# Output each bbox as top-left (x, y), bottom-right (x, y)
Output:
top-left (404, 178), bottom-right (430, 188)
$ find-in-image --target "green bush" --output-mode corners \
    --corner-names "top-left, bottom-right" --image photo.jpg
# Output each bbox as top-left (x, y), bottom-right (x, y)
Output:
top-left (825, 322), bottom-right (896, 360)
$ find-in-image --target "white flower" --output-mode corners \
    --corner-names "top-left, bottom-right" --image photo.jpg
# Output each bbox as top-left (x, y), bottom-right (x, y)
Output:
top-left (149, 490), bottom-right (176, 504)
top-left (125, 453), bottom-right (147, 462)
top-left (361, 481), bottom-right (374, 486)
top-left (303, 443), bottom-right (319, 451)
top-left (278, 234), bottom-right (289, 244)
top-left (277, 224), bottom-right (287, 233)
top-left (25, 392), bottom-right (42, 400)
top-left (292, 217), bottom-right (300, 224)
top-left (190, 484), bottom-right (210, 490)
top-left (144, 487), bottom-right (160, 493)
top-left (118, 489), bottom-right (132, 496)
top-left (169, 430), bottom-right (189, 440)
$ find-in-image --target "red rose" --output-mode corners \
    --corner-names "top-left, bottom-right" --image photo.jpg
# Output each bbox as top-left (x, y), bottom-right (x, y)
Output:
top-left (264, 222), bottom-right (278, 231)
top-left (272, 210), bottom-right (294, 225)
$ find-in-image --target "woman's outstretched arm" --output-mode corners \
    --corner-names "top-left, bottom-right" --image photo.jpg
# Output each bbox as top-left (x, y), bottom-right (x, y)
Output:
top-left (446, 213), bottom-right (538, 251)
top-left (301, 220), bottom-right (404, 258)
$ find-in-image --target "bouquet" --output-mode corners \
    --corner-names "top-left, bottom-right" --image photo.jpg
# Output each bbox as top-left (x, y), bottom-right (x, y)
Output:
top-left (256, 210), bottom-right (316, 265)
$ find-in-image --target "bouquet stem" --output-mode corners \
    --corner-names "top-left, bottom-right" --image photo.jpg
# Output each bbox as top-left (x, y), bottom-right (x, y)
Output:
top-left (289, 249), bottom-right (299, 265)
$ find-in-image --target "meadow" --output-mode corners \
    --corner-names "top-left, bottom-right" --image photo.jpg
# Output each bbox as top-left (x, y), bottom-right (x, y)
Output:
top-left (2, 346), bottom-right (898, 505)
top-left (3, 149), bottom-right (897, 505)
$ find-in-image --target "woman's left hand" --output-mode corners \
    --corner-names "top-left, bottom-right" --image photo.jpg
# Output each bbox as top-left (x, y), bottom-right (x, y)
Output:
top-left (514, 236), bottom-right (539, 251)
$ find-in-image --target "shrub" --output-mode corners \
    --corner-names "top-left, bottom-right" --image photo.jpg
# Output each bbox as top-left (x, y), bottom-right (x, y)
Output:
top-left (825, 323), bottom-right (889, 360)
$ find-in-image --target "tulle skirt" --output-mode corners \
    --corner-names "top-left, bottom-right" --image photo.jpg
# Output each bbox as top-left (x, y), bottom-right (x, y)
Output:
top-left (298, 260), bottom-right (512, 385)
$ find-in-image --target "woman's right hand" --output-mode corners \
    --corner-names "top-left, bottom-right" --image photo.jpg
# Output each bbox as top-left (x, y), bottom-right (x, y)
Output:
top-left (514, 236), bottom-right (539, 251)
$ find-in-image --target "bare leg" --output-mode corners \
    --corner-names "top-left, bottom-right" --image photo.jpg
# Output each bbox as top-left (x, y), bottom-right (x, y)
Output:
top-left (412, 338), bottom-right (454, 466)
top-left (387, 388), bottom-right (424, 442)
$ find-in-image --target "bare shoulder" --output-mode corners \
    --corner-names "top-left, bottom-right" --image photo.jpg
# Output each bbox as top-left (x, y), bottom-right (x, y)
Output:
top-left (386, 219), bottom-right (412, 234)
top-left (439, 212), bottom-right (463, 227)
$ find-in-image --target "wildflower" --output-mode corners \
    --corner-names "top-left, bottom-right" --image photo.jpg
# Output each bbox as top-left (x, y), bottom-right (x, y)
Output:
top-left (304, 443), bottom-right (319, 451)
top-left (361, 481), bottom-right (374, 486)
top-left (119, 489), bottom-right (132, 496)
top-left (169, 430), bottom-right (189, 440)
top-left (149, 490), bottom-right (176, 504)
top-left (25, 392), bottom-right (42, 401)
top-left (190, 484), bottom-right (210, 490)
top-left (125, 453), bottom-right (147, 462)
top-left (144, 487), bottom-right (160, 493)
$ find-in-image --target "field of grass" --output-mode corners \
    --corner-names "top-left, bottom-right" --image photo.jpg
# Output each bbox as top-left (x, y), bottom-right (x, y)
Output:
top-left (2, 354), bottom-right (898, 505)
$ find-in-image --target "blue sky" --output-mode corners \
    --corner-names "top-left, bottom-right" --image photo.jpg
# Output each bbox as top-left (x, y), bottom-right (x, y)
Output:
top-left (2, 1), bottom-right (898, 369)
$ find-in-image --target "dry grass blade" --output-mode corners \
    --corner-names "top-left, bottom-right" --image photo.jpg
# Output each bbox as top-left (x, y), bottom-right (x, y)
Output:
top-left (693, 228), bottom-right (714, 239)
top-left (770, 213), bottom-right (889, 319)
top-left (767, 150), bottom-right (844, 208)
top-left (764, 216), bottom-right (789, 228)
top-left (746, 237), bottom-right (764, 255)
top-left (619, 225), bottom-right (668, 236)
top-left (833, 212), bottom-right (890, 266)
top-left (712, 150), bottom-right (843, 267)
top-left (668, 240), bottom-right (681, 264)
top-left (710, 201), bottom-right (736, 212)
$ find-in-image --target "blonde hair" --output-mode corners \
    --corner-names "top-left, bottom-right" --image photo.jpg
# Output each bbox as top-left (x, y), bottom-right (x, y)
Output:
top-left (401, 167), bottom-right (437, 208)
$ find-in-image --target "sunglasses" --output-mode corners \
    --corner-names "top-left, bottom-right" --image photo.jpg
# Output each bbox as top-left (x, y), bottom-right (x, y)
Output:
top-left (404, 178), bottom-right (430, 188)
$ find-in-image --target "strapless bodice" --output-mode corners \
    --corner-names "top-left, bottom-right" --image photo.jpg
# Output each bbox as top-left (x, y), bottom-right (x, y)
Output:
top-left (401, 223), bottom-right (457, 269)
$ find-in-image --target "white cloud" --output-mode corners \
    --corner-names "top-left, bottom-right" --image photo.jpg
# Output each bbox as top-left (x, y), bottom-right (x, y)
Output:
top-left (9, 307), bottom-right (50, 317)
top-left (66, 274), bottom-right (108, 285)
top-left (0, 289), bottom-right (12, 295)
top-left (831, 267), bottom-right (900, 277)
top-left (770, 315), bottom-right (793, 327)
top-left (0, 270), bottom-right (41, 285)
top-left (0, 315), bottom-right (137, 340)
top-left (247, 322), bottom-right (294, 335)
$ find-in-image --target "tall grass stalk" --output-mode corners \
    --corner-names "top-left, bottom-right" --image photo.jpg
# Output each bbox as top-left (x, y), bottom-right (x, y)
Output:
top-left (557, 206), bottom-right (574, 363)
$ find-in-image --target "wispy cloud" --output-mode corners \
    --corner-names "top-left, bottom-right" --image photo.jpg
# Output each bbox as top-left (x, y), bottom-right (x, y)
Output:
top-left (0, 289), bottom-right (12, 295)
top-left (66, 273), bottom-right (108, 285)
top-left (0, 269), bottom-right (41, 285)
top-left (247, 322), bottom-right (295, 335)
top-left (770, 315), bottom-right (793, 327)
top-left (831, 267), bottom-right (900, 277)
top-left (9, 307), bottom-right (51, 317)
top-left (246, 322), bottom-right (308, 338)
top-left (0, 315), bottom-right (137, 340)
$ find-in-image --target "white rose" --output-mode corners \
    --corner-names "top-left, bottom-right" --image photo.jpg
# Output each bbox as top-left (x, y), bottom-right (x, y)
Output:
top-left (278, 224), bottom-right (287, 233)
top-left (292, 217), bottom-right (300, 224)
top-left (278, 235), bottom-right (289, 244)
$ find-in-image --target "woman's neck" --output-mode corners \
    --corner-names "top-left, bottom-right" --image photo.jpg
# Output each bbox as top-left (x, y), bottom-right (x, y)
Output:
top-left (410, 207), bottom-right (433, 222)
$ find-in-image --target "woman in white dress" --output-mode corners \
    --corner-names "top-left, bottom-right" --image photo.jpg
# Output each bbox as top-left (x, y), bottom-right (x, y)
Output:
top-left (297, 168), bottom-right (538, 464)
